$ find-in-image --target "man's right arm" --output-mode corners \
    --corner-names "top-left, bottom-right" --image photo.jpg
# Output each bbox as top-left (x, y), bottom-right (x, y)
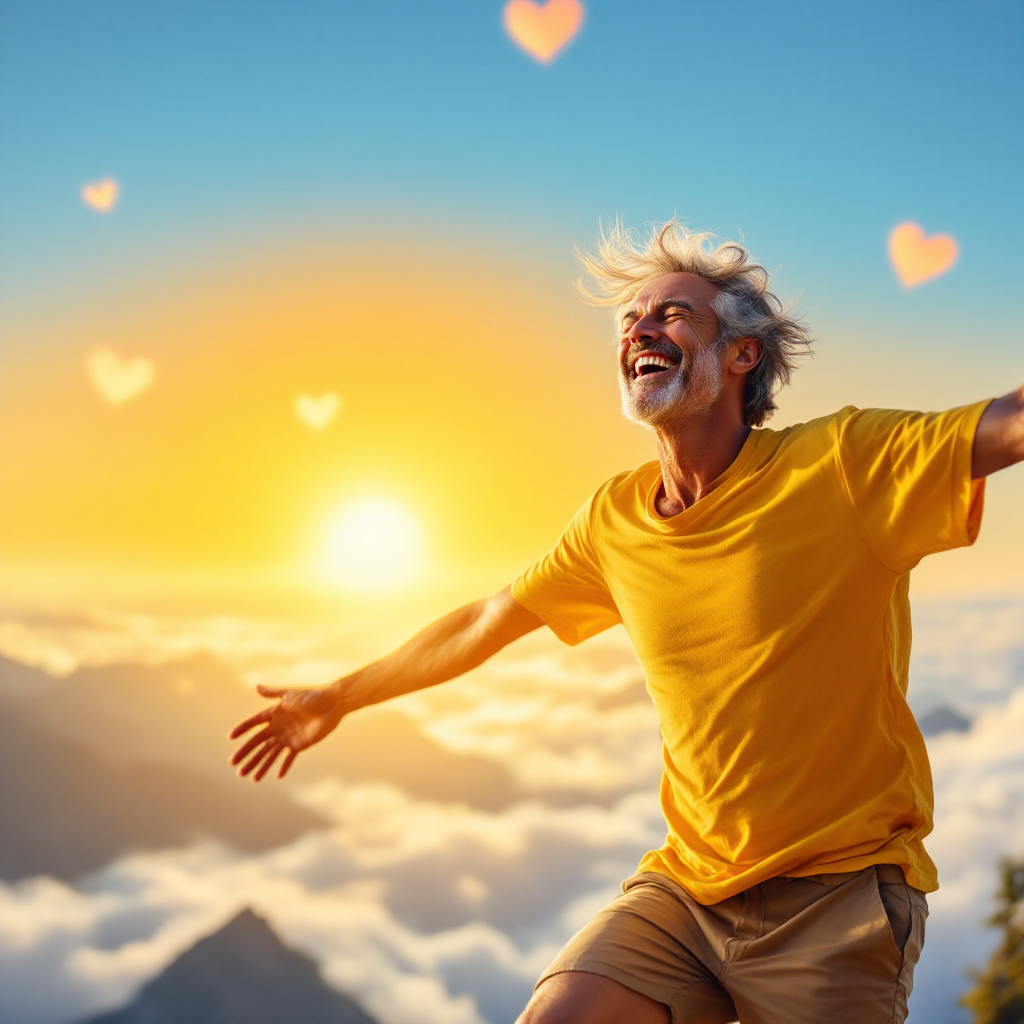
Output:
top-left (229, 586), bottom-right (543, 781)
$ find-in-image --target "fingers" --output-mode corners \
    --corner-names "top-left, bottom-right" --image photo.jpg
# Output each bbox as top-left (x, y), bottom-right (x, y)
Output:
top-left (229, 707), bottom-right (273, 741)
top-left (238, 740), bottom-right (274, 778)
top-left (234, 740), bottom-right (299, 782)
top-left (230, 724), bottom-right (273, 766)
top-left (279, 748), bottom-right (299, 779)
top-left (254, 744), bottom-right (284, 782)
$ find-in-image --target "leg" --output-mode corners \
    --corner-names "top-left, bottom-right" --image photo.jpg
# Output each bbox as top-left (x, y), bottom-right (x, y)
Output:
top-left (517, 971), bottom-right (671, 1024)
top-left (520, 875), bottom-right (738, 1024)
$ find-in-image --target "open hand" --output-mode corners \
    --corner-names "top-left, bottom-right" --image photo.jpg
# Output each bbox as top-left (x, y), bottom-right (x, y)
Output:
top-left (228, 685), bottom-right (345, 781)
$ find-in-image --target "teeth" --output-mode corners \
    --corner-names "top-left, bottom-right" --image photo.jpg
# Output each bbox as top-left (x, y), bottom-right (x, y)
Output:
top-left (633, 354), bottom-right (674, 374)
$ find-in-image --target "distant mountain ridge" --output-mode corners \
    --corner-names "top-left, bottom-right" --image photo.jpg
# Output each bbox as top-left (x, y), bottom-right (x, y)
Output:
top-left (80, 908), bottom-right (378, 1024)
top-left (0, 649), bottom-right (523, 881)
top-left (0, 689), bottom-right (326, 881)
top-left (0, 648), bottom-right (519, 806)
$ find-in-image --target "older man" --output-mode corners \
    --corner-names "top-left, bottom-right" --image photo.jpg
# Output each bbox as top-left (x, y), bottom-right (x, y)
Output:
top-left (230, 222), bottom-right (1024, 1024)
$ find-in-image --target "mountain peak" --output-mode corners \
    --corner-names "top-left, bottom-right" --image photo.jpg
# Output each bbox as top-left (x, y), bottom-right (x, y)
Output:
top-left (82, 907), bottom-right (378, 1024)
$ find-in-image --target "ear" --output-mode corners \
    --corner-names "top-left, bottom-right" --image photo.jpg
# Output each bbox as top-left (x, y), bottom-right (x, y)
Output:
top-left (728, 338), bottom-right (762, 376)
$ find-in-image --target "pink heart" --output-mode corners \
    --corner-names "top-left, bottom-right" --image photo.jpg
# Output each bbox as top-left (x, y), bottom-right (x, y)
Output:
top-left (503, 0), bottom-right (584, 64)
top-left (889, 222), bottom-right (958, 288)
top-left (81, 178), bottom-right (119, 213)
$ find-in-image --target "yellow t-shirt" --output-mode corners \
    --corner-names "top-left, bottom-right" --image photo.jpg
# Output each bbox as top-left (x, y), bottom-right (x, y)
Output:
top-left (512, 403), bottom-right (989, 903)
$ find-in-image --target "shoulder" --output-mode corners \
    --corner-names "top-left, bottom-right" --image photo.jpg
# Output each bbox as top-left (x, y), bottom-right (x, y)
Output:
top-left (590, 462), bottom-right (659, 508)
top-left (752, 409), bottom-right (854, 460)
top-left (761, 406), bottom-right (921, 449)
top-left (568, 463), bottom-right (659, 537)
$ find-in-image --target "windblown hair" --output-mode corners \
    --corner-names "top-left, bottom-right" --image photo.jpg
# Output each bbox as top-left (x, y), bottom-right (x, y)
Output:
top-left (576, 220), bottom-right (812, 426)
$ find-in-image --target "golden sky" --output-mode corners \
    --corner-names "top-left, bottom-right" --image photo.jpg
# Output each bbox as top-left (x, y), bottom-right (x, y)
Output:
top-left (1, 229), bottom-right (1021, 617)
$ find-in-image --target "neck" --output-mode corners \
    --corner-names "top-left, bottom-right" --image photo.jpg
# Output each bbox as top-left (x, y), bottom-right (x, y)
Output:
top-left (651, 408), bottom-right (752, 516)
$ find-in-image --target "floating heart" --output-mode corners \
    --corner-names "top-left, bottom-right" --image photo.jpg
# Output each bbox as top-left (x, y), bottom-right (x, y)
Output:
top-left (295, 392), bottom-right (340, 430)
top-left (503, 0), bottom-right (584, 64)
top-left (889, 222), bottom-right (958, 288)
top-left (87, 348), bottom-right (155, 404)
top-left (81, 178), bottom-right (120, 213)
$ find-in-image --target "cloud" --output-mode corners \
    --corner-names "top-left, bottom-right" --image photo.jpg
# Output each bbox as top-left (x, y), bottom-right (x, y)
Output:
top-left (908, 599), bottom-right (1024, 716)
top-left (910, 688), bottom-right (1024, 1023)
top-left (0, 610), bottom-right (321, 680)
top-left (1, 601), bottom-right (1023, 1023)
top-left (0, 786), bottom-right (662, 1024)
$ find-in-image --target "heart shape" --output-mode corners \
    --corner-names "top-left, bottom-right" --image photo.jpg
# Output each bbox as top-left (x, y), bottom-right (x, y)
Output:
top-left (503, 0), bottom-right (584, 64)
top-left (81, 178), bottom-right (120, 213)
top-left (87, 348), bottom-right (155, 404)
top-left (295, 392), bottom-right (340, 430)
top-left (888, 222), bottom-right (957, 288)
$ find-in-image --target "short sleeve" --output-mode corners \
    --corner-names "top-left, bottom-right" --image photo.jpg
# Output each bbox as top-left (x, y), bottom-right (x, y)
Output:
top-left (833, 401), bottom-right (990, 573)
top-left (512, 495), bottom-right (622, 646)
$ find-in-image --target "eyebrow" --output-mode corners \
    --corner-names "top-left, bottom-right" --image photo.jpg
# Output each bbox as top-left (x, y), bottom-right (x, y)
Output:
top-left (620, 298), bottom-right (696, 324)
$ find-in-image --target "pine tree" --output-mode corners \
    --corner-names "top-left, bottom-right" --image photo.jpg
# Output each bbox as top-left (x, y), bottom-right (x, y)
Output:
top-left (961, 856), bottom-right (1024, 1024)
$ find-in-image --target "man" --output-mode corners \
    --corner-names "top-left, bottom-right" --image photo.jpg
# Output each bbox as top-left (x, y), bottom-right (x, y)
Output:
top-left (230, 221), bottom-right (1024, 1023)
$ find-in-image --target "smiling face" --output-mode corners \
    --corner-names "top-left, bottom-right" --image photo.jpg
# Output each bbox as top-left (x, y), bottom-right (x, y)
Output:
top-left (617, 271), bottom-right (725, 428)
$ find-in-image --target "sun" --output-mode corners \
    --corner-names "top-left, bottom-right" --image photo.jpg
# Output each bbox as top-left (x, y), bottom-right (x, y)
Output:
top-left (324, 499), bottom-right (424, 592)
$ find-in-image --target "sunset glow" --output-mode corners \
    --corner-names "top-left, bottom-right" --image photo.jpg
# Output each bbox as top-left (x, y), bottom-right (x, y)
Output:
top-left (324, 499), bottom-right (423, 592)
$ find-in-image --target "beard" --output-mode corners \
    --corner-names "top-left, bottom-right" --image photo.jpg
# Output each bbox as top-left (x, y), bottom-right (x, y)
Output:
top-left (619, 342), bottom-right (724, 428)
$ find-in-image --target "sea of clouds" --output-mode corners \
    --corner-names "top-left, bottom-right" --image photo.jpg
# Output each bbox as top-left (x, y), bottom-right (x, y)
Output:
top-left (0, 598), bottom-right (1022, 1024)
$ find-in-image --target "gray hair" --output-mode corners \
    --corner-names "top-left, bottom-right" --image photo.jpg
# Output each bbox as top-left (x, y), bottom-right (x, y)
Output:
top-left (576, 220), bottom-right (812, 426)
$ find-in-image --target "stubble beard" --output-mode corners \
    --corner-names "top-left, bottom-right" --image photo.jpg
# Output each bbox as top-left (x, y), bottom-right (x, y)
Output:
top-left (619, 343), bottom-right (725, 429)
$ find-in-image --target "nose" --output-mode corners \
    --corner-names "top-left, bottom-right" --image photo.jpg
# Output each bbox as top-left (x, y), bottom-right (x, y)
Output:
top-left (623, 312), bottom-right (663, 348)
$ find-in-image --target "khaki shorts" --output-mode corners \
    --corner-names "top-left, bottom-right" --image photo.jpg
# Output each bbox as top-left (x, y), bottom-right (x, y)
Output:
top-left (538, 865), bottom-right (927, 1024)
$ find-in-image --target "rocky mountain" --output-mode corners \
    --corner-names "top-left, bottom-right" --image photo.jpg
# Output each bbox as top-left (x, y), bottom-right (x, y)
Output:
top-left (81, 908), bottom-right (378, 1024)
top-left (917, 705), bottom-right (972, 736)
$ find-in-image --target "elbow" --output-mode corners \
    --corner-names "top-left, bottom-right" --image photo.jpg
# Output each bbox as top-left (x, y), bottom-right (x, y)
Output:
top-left (1013, 386), bottom-right (1024, 465)
top-left (1003, 387), bottom-right (1024, 471)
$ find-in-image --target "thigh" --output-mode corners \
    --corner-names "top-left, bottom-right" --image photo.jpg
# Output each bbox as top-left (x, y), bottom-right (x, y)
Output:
top-left (531, 877), bottom-right (738, 1024)
top-left (727, 866), bottom-right (928, 1024)
top-left (519, 971), bottom-right (670, 1024)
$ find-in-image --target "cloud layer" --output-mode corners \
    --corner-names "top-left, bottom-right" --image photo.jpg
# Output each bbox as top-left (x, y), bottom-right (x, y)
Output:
top-left (0, 599), bottom-right (1022, 1024)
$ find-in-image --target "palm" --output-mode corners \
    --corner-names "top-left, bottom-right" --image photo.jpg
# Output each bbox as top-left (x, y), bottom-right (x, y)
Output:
top-left (229, 686), bottom-right (343, 781)
top-left (272, 692), bottom-right (337, 749)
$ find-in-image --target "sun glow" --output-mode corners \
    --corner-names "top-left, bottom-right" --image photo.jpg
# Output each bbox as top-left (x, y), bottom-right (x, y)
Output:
top-left (324, 499), bottom-right (424, 592)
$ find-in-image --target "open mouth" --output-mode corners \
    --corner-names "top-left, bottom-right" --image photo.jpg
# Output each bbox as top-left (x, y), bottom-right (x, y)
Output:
top-left (627, 349), bottom-right (681, 381)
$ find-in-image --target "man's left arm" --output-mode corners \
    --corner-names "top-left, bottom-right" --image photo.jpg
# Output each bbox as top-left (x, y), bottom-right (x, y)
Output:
top-left (972, 386), bottom-right (1024, 479)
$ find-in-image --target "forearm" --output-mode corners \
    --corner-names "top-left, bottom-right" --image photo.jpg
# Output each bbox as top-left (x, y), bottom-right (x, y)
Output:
top-left (327, 586), bottom-right (541, 715)
top-left (972, 386), bottom-right (1024, 478)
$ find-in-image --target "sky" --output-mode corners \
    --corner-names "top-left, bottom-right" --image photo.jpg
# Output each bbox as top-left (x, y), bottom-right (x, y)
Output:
top-left (1, 0), bottom-right (1022, 612)
top-left (0, 5), bottom-right (1022, 1023)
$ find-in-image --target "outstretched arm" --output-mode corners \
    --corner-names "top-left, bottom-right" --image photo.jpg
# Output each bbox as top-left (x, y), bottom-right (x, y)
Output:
top-left (973, 386), bottom-right (1024, 478)
top-left (229, 585), bottom-right (543, 781)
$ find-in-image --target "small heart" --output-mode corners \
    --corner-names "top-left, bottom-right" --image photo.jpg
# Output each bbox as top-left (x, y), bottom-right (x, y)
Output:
top-left (295, 392), bottom-right (340, 431)
top-left (87, 348), bottom-right (155, 404)
top-left (503, 0), bottom-right (584, 64)
top-left (81, 178), bottom-right (120, 213)
top-left (888, 222), bottom-right (958, 288)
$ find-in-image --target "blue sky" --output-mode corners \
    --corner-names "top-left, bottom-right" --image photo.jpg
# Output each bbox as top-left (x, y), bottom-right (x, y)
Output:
top-left (1, 0), bottom-right (1022, 328)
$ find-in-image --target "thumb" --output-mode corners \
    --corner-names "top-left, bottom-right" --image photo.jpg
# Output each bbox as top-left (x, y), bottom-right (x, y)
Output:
top-left (256, 684), bottom-right (288, 699)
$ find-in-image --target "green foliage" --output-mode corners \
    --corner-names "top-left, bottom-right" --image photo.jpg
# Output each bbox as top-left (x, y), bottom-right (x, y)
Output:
top-left (961, 856), bottom-right (1024, 1024)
